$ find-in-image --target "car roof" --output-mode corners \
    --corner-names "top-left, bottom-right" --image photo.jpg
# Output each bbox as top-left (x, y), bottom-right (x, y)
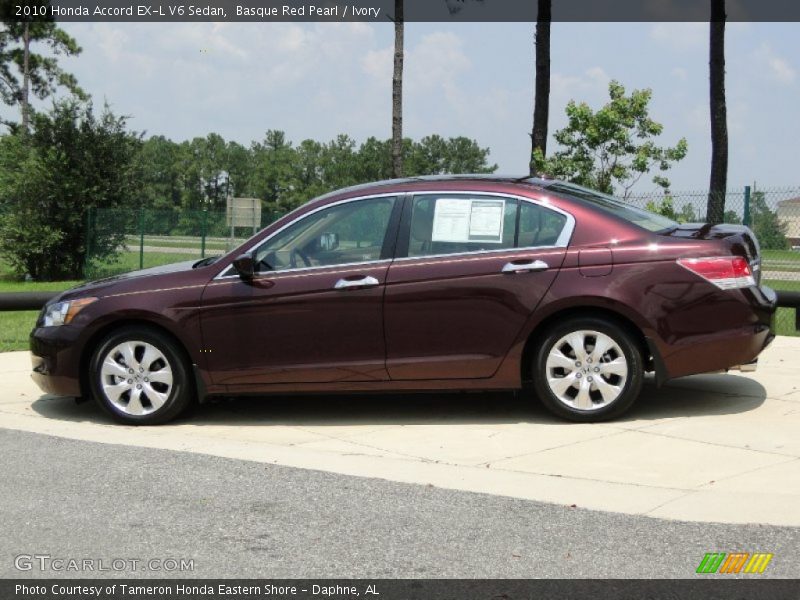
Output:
top-left (310, 174), bottom-right (555, 206)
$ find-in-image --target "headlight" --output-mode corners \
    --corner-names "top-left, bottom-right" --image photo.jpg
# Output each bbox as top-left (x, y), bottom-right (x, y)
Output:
top-left (42, 297), bottom-right (97, 327)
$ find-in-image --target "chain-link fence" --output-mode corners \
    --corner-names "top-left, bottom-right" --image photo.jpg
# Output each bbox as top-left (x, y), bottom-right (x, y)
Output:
top-left (86, 186), bottom-right (800, 335)
top-left (626, 186), bottom-right (799, 258)
top-left (624, 186), bottom-right (799, 336)
top-left (84, 205), bottom-right (285, 280)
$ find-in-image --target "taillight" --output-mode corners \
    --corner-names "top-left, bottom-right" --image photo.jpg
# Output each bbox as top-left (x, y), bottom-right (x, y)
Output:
top-left (677, 256), bottom-right (755, 290)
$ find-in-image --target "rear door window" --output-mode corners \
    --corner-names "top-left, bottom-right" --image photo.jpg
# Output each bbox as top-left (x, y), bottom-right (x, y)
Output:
top-left (518, 202), bottom-right (568, 247)
top-left (407, 195), bottom-right (516, 258)
top-left (406, 195), bottom-right (569, 257)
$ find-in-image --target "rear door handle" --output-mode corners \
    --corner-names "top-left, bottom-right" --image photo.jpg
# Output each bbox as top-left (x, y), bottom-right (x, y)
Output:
top-left (334, 275), bottom-right (380, 290)
top-left (502, 259), bottom-right (549, 274)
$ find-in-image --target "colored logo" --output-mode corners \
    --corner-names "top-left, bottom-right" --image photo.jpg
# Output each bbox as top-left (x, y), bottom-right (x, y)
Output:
top-left (696, 552), bottom-right (773, 574)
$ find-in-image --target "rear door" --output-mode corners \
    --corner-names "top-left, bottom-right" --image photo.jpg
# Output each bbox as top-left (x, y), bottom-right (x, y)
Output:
top-left (383, 193), bottom-right (573, 381)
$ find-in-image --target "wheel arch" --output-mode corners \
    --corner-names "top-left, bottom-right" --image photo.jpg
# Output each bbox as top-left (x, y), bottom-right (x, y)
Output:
top-left (79, 317), bottom-right (196, 399)
top-left (519, 304), bottom-right (651, 384)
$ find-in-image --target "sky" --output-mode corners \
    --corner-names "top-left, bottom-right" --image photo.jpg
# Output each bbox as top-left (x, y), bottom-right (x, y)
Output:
top-left (13, 20), bottom-right (800, 194)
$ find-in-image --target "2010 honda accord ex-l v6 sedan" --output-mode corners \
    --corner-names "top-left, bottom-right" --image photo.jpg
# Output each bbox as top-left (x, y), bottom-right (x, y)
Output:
top-left (30, 176), bottom-right (776, 425)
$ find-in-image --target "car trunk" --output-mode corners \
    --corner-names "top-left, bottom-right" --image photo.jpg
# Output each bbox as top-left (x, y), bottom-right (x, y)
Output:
top-left (658, 223), bottom-right (762, 284)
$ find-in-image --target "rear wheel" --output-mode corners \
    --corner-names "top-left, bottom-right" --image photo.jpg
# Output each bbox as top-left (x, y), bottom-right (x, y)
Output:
top-left (89, 326), bottom-right (193, 425)
top-left (531, 317), bottom-right (643, 422)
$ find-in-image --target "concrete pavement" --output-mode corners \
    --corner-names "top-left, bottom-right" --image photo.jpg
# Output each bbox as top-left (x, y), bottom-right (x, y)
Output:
top-left (3, 428), bottom-right (798, 578)
top-left (1, 336), bottom-right (800, 526)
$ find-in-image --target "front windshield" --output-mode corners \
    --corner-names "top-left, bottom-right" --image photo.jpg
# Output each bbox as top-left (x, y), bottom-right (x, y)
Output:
top-left (547, 182), bottom-right (679, 233)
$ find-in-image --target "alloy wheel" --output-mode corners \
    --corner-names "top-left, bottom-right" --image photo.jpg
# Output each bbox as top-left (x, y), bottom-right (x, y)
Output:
top-left (99, 340), bottom-right (174, 416)
top-left (544, 329), bottom-right (628, 411)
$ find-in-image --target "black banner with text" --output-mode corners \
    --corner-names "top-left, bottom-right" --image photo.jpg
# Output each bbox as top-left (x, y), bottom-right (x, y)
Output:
top-left (5, 579), bottom-right (800, 600)
top-left (5, 0), bottom-right (800, 22)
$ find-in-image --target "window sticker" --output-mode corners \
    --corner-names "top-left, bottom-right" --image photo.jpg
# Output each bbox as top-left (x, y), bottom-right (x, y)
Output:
top-left (468, 199), bottom-right (505, 242)
top-left (431, 198), bottom-right (505, 243)
top-left (431, 198), bottom-right (471, 242)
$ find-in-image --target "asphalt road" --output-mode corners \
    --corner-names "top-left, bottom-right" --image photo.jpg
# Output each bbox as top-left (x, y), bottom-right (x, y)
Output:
top-left (1, 429), bottom-right (798, 579)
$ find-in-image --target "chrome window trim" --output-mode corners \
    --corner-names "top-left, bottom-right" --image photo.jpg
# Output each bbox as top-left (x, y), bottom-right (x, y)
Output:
top-left (214, 193), bottom-right (400, 280)
top-left (402, 191), bottom-right (575, 261)
top-left (218, 258), bottom-right (394, 281)
top-left (391, 244), bottom-right (563, 264)
top-left (213, 190), bottom-right (575, 280)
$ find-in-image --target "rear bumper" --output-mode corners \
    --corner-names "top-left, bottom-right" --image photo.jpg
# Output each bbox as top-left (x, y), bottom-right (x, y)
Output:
top-left (657, 285), bottom-right (776, 380)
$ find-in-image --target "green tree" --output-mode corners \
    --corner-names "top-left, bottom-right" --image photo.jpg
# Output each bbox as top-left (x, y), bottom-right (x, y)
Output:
top-left (0, 3), bottom-right (85, 131)
top-left (354, 136), bottom-right (392, 181)
top-left (137, 135), bottom-right (183, 210)
top-left (191, 133), bottom-right (229, 208)
top-left (250, 130), bottom-right (297, 214)
top-left (723, 209), bottom-right (741, 224)
top-left (134, 136), bottom-right (185, 234)
top-left (678, 202), bottom-right (698, 223)
top-left (750, 191), bottom-right (789, 249)
top-left (534, 80), bottom-right (688, 197)
top-left (405, 135), bottom-right (496, 176)
top-left (131, 131), bottom-right (497, 222)
top-left (645, 195), bottom-right (678, 221)
top-left (0, 101), bottom-right (143, 280)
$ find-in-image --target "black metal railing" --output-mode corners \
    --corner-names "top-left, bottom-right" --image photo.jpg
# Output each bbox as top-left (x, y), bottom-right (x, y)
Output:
top-left (777, 291), bottom-right (800, 331)
top-left (0, 292), bottom-right (58, 311)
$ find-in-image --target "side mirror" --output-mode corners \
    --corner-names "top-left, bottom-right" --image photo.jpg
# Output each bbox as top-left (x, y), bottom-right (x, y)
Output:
top-left (318, 232), bottom-right (339, 252)
top-left (232, 253), bottom-right (255, 279)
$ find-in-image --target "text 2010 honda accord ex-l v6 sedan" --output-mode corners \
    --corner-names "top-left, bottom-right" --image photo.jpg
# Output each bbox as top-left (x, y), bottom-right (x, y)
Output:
top-left (30, 176), bottom-right (776, 425)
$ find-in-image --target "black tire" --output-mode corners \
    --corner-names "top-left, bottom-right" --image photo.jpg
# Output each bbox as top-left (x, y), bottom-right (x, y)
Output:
top-left (531, 317), bottom-right (643, 422)
top-left (89, 325), bottom-right (194, 425)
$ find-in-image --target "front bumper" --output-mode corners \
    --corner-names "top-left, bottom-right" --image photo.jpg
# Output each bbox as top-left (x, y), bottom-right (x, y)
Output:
top-left (30, 325), bottom-right (84, 397)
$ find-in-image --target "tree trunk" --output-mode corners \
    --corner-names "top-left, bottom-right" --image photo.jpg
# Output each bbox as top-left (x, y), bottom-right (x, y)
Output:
top-left (707, 0), bottom-right (728, 224)
top-left (21, 22), bottom-right (31, 133)
top-left (391, 0), bottom-right (404, 179)
top-left (530, 0), bottom-right (551, 176)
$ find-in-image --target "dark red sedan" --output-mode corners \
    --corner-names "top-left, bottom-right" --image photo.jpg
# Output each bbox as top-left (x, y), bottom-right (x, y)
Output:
top-left (31, 176), bottom-right (776, 424)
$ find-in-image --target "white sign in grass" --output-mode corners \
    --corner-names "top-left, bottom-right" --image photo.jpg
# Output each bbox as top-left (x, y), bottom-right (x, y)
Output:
top-left (226, 197), bottom-right (262, 230)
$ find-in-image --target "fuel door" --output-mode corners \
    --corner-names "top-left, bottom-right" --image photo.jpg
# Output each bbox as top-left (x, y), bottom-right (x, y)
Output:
top-left (578, 247), bottom-right (613, 277)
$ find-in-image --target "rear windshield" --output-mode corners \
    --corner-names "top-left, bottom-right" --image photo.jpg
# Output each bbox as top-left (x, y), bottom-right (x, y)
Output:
top-left (547, 182), bottom-right (679, 233)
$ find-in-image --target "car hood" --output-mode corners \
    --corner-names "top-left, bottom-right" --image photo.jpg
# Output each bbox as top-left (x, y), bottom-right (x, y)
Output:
top-left (59, 260), bottom-right (201, 301)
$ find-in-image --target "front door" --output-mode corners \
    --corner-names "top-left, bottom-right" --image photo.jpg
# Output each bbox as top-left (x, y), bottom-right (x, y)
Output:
top-left (384, 193), bottom-right (571, 380)
top-left (201, 195), bottom-right (400, 386)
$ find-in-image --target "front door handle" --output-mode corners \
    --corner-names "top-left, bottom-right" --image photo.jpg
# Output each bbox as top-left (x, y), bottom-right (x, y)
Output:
top-left (502, 259), bottom-right (549, 274)
top-left (334, 275), bottom-right (380, 290)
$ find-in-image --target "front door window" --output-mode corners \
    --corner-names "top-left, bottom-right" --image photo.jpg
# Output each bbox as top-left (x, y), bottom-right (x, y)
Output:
top-left (255, 197), bottom-right (396, 271)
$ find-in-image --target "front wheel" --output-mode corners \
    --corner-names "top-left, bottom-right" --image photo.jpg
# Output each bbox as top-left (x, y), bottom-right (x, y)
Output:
top-left (89, 326), bottom-right (193, 425)
top-left (531, 317), bottom-right (643, 422)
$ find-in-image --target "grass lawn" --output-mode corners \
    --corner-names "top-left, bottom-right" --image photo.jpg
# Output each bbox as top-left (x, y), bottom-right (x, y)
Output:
top-left (1, 249), bottom-right (203, 351)
top-left (0, 250), bottom-right (201, 352)
top-left (86, 250), bottom-right (200, 279)
top-left (761, 249), bottom-right (800, 274)
top-left (123, 235), bottom-right (235, 251)
top-left (762, 249), bottom-right (800, 262)
top-left (764, 279), bottom-right (799, 338)
top-left (0, 265), bottom-right (81, 352)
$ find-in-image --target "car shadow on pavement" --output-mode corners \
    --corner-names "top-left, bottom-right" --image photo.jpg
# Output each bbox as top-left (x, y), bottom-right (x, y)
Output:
top-left (30, 372), bottom-right (766, 427)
